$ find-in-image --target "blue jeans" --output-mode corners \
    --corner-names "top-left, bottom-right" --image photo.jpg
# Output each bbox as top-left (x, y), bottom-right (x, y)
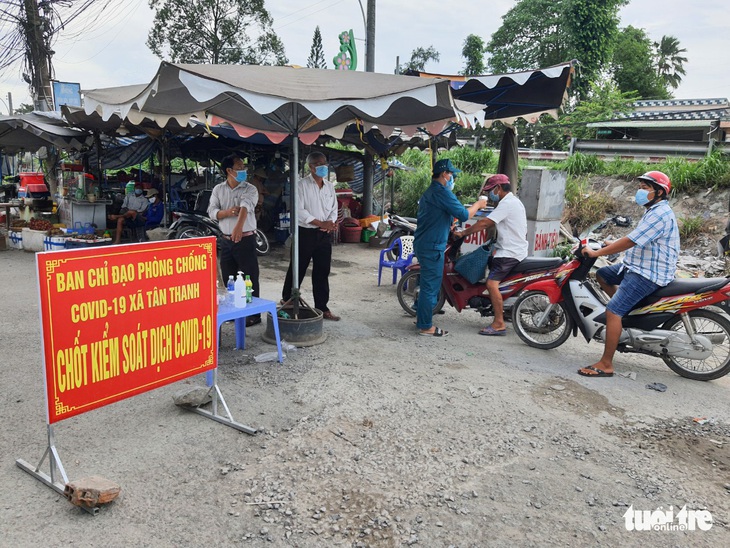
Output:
top-left (597, 264), bottom-right (661, 317)
top-left (414, 248), bottom-right (444, 330)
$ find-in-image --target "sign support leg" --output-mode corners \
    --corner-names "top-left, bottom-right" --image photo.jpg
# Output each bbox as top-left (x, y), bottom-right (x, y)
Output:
top-left (188, 369), bottom-right (256, 435)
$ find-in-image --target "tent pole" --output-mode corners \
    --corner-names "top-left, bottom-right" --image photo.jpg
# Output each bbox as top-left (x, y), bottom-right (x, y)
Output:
top-left (291, 104), bottom-right (300, 316)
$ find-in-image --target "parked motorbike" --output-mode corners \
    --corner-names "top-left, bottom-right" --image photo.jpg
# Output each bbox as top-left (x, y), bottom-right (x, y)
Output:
top-left (169, 210), bottom-right (270, 255)
top-left (396, 236), bottom-right (564, 319)
top-left (385, 214), bottom-right (417, 260)
top-left (511, 240), bottom-right (730, 381)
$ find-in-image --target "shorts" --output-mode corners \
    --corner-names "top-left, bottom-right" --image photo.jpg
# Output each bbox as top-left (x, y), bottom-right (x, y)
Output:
top-left (487, 257), bottom-right (520, 281)
top-left (597, 263), bottom-right (660, 317)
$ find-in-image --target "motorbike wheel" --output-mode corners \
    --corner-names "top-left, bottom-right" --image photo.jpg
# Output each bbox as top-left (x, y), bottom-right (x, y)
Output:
top-left (386, 230), bottom-right (406, 261)
top-left (255, 229), bottom-right (270, 256)
top-left (396, 270), bottom-right (445, 317)
top-left (512, 290), bottom-right (573, 350)
top-left (176, 224), bottom-right (211, 239)
top-left (660, 309), bottom-right (730, 380)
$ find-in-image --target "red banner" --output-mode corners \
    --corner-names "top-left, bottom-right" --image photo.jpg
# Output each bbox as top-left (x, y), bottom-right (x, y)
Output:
top-left (36, 238), bottom-right (218, 423)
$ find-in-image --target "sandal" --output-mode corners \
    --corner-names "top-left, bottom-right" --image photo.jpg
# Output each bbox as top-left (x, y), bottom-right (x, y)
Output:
top-left (419, 327), bottom-right (448, 337)
top-left (479, 325), bottom-right (507, 336)
top-left (577, 365), bottom-right (614, 377)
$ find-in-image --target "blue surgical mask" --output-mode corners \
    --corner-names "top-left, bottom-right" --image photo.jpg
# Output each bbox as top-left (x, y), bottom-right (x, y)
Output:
top-left (134, 189), bottom-right (143, 196)
top-left (315, 165), bottom-right (329, 178)
top-left (235, 170), bottom-right (248, 183)
top-left (488, 190), bottom-right (500, 203)
top-left (446, 177), bottom-right (455, 191)
top-left (635, 188), bottom-right (650, 206)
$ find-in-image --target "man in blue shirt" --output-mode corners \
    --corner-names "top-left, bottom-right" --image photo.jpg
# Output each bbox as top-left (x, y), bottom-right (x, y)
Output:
top-left (414, 159), bottom-right (487, 337)
top-left (579, 171), bottom-right (679, 377)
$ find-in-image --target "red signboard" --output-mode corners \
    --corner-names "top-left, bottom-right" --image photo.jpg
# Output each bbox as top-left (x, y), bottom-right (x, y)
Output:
top-left (36, 238), bottom-right (218, 423)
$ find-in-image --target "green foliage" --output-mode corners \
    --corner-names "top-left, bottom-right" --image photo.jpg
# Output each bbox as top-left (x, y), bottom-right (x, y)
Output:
top-left (559, 80), bottom-right (639, 140)
top-left (565, 0), bottom-right (627, 97)
top-left (460, 34), bottom-right (487, 76)
top-left (398, 46), bottom-right (440, 73)
top-left (552, 241), bottom-right (575, 259)
top-left (603, 158), bottom-right (647, 179)
top-left (611, 26), bottom-right (669, 99)
top-left (390, 148), bottom-right (499, 216)
top-left (655, 35), bottom-right (687, 90)
top-left (486, 0), bottom-right (570, 72)
top-left (147, 0), bottom-right (288, 65)
top-left (307, 26), bottom-right (327, 69)
top-left (563, 176), bottom-right (616, 233)
top-left (678, 215), bottom-right (705, 243)
top-left (557, 153), bottom-right (606, 176)
top-left (661, 152), bottom-right (730, 192)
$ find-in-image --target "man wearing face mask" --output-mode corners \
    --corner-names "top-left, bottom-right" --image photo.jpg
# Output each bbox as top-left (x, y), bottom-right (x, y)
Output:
top-left (578, 171), bottom-right (679, 378)
top-left (109, 184), bottom-right (150, 244)
top-left (144, 188), bottom-right (164, 230)
top-left (413, 159), bottom-right (488, 337)
top-left (453, 174), bottom-right (527, 336)
top-left (208, 154), bottom-right (262, 326)
top-left (281, 151), bottom-right (340, 320)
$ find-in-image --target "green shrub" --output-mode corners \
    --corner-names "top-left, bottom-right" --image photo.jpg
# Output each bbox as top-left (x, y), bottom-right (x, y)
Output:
top-left (678, 215), bottom-right (706, 243)
top-left (557, 153), bottom-right (606, 176)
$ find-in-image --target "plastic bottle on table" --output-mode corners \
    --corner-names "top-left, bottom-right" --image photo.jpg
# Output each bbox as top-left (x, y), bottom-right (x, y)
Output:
top-left (226, 275), bottom-right (235, 304)
top-left (234, 271), bottom-right (246, 308)
top-left (245, 274), bottom-right (253, 303)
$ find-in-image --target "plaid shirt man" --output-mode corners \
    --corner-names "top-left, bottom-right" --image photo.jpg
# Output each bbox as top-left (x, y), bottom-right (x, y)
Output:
top-left (623, 200), bottom-right (679, 286)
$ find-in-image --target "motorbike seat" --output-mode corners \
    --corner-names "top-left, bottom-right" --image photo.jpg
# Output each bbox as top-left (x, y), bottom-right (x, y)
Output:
top-left (511, 257), bottom-right (564, 274)
top-left (649, 277), bottom-right (729, 298)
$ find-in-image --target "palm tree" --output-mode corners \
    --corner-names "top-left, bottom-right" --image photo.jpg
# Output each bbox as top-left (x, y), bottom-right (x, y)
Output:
top-left (655, 35), bottom-right (688, 90)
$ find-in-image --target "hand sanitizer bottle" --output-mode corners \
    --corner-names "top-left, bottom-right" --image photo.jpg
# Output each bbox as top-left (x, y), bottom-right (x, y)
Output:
top-left (234, 271), bottom-right (246, 308)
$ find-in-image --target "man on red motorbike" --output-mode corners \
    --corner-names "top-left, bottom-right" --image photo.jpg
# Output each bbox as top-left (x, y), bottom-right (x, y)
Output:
top-left (578, 171), bottom-right (679, 378)
top-left (453, 174), bottom-right (527, 336)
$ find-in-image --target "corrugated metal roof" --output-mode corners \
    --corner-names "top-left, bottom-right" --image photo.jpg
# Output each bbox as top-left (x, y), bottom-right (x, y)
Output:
top-left (587, 120), bottom-right (714, 128)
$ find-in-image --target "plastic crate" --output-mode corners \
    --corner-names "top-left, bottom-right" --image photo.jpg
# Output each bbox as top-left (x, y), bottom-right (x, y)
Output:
top-left (361, 229), bottom-right (376, 243)
top-left (73, 222), bottom-right (95, 235)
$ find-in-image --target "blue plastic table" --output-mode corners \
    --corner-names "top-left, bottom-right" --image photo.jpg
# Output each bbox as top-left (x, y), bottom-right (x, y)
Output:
top-left (207, 297), bottom-right (283, 385)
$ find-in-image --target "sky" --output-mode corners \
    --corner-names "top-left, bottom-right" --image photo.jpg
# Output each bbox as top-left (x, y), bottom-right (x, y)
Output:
top-left (1, 0), bottom-right (729, 113)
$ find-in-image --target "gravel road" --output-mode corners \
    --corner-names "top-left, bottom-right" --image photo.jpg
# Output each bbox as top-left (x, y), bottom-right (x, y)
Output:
top-left (1, 242), bottom-right (728, 547)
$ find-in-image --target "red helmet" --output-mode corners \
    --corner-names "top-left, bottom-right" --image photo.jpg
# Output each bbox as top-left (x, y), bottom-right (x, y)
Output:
top-left (637, 171), bottom-right (671, 195)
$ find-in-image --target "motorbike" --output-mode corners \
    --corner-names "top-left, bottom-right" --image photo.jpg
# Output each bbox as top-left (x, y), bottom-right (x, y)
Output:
top-left (510, 240), bottom-right (730, 381)
top-left (396, 236), bottom-right (564, 319)
top-left (385, 214), bottom-right (417, 260)
top-left (169, 209), bottom-right (270, 256)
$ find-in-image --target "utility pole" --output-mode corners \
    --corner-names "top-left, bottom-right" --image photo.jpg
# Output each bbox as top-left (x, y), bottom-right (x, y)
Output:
top-left (6, 92), bottom-right (13, 115)
top-left (362, 0), bottom-right (376, 216)
top-left (23, 0), bottom-right (54, 111)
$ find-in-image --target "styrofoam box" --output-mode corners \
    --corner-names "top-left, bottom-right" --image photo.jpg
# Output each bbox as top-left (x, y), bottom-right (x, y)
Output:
top-left (9, 230), bottom-right (23, 250)
top-left (22, 228), bottom-right (49, 252)
top-left (44, 235), bottom-right (68, 251)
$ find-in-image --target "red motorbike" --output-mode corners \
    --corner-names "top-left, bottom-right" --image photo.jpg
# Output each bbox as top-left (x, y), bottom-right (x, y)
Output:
top-left (511, 240), bottom-right (730, 380)
top-left (396, 237), bottom-right (564, 319)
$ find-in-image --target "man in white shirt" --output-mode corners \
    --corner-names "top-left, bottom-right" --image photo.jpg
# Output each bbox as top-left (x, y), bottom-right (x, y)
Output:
top-left (108, 185), bottom-right (149, 244)
top-left (208, 154), bottom-right (261, 326)
top-left (453, 174), bottom-right (527, 335)
top-left (281, 151), bottom-right (340, 321)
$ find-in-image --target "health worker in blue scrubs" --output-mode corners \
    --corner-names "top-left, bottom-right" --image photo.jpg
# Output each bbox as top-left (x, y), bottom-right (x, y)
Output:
top-left (413, 159), bottom-right (488, 337)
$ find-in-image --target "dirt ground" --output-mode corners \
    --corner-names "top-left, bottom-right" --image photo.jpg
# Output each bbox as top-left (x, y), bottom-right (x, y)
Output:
top-left (1, 226), bottom-right (729, 547)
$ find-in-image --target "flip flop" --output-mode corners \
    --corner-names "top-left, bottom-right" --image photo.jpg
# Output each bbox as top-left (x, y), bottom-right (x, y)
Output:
top-left (479, 325), bottom-right (507, 336)
top-left (577, 365), bottom-right (614, 377)
top-left (419, 327), bottom-right (448, 337)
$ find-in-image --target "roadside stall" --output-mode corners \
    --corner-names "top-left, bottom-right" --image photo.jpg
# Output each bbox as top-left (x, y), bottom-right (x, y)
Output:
top-left (56, 163), bottom-right (110, 231)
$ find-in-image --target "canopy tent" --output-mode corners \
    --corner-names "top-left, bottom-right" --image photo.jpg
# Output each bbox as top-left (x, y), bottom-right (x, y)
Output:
top-left (79, 62), bottom-right (463, 304)
top-left (0, 112), bottom-right (92, 154)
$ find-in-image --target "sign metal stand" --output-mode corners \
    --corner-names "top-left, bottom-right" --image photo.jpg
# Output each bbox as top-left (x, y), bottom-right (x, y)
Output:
top-left (188, 369), bottom-right (256, 435)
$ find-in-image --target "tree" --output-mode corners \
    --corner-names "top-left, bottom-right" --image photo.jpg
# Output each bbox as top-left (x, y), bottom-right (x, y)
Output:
top-left (306, 26), bottom-right (326, 69)
top-left (460, 34), bottom-right (487, 76)
top-left (486, 0), bottom-right (570, 73)
top-left (564, 0), bottom-right (627, 97)
top-left (611, 26), bottom-right (669, 100)
top-left (654, 35), bottom-right (687, 90)
top-left (397, 46), bottom-right (440, 73)
top-left (559, 80), bottom-right (639, 140)
top-left (147, 0), bottom-right (288, 65)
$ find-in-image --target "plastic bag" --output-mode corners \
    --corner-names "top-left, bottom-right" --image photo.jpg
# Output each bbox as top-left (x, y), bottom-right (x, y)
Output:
top-left (253, 340), bottom-right (296, 362)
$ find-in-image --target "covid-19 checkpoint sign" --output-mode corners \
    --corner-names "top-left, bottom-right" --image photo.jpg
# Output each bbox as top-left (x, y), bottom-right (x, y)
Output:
top-left (16, 237), bottom-right (250, 512)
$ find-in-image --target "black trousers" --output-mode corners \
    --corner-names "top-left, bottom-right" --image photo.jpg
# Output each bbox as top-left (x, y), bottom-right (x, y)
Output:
top-left (219, 235), bottom-right (259, 314)
top-left (282, 227), bottom-right (332, 312)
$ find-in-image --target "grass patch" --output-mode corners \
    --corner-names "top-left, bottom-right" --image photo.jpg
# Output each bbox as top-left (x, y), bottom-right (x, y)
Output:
top-left (678, 215), bottom-right (708, 244)
top-left (563, 177), bottom-right (616, 234)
